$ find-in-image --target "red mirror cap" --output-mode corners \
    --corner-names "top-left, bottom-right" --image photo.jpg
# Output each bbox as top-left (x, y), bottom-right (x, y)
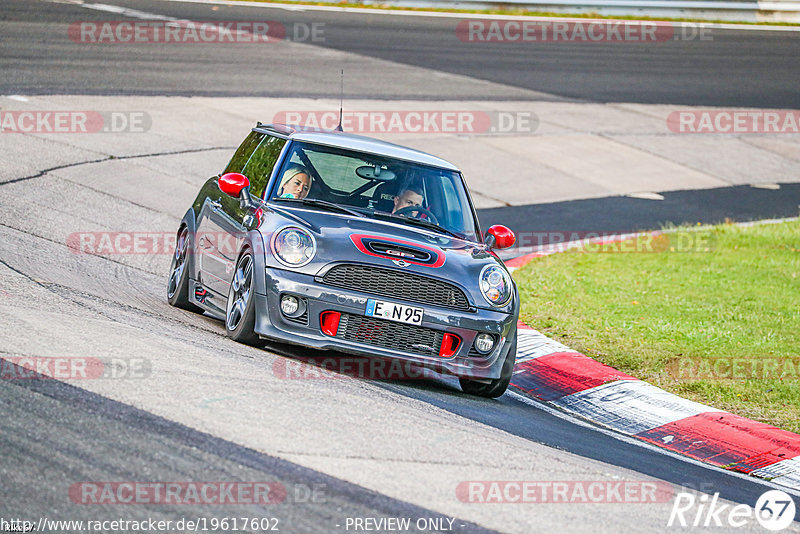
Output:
top-left (487, 225), bottom-right (515, 249)
top-left (218, 172), bottom-right (250, 198)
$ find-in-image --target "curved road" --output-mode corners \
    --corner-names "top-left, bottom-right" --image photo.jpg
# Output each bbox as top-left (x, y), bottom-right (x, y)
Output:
top-left (0, 0), bottom-right (798, 107)
top-left (0, 0), bottom-right (799, 532)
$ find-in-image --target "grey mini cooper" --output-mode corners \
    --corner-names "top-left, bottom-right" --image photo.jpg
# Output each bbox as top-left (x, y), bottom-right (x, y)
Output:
top-left (167, 124), bottom-right (519, 397)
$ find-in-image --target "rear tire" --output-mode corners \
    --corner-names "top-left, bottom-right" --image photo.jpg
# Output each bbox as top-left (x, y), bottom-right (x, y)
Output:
top-left (459, 332), bottom-right (516, 398)
top-left (167, 226), bottom-right (202, 312)
top-left (225, 250), bottom-right (263, 347)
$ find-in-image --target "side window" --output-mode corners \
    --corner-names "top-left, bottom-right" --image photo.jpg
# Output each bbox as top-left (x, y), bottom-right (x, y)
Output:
top-left (223, 131), bottom-right (264, 174)
top-left (241, 135), bottom-right (287, 198)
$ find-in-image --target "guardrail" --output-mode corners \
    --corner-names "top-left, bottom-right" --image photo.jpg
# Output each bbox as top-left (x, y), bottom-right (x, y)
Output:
top-left (301, 0), bottom-right (800, 22)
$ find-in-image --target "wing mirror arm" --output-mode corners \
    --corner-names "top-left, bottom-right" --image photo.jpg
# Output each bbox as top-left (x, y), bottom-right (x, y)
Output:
top-left (484, 233), bottom-right (497, 250)
top-left (218, 172), bottom-right (263, 212)
top-left (238, 186), bottom-right (261, 211)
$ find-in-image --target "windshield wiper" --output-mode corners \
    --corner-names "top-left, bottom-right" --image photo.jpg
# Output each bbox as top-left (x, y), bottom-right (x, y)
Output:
top-left (273, 198), bottom-right (364, 218)
top-left (372, 212), bottom-right (463, 239)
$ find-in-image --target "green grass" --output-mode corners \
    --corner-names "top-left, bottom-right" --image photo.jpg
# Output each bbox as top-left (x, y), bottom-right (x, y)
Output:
top-left (514, 220), bottom-right (800, 433)
top-left (231, 0), bottom-right (800, 26)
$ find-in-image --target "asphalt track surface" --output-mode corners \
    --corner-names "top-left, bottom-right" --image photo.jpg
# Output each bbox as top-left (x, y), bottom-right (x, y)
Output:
top-left (1, 0), bottom-right (800, 532)
top-left (1, 0), bottom-right (799, 107)
top-left (2, 369), bottom-right (495, 533)
top-left (477, 183), bottom-right (800, 239)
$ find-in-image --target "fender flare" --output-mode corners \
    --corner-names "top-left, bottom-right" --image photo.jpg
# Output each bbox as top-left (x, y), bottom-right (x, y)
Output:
top-left (239, 230), bottom-right (269, 297)
top-left (177, 208), bottom-right (197, 281)
top-left (496, 282), bottom-right (521, 366)
top-left (507, 282), bottom-right (521, 342)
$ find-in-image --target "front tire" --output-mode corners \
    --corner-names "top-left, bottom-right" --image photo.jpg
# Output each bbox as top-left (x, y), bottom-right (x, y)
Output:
top-left (459, 332), bottom-right (516, 398)
top-left (225, 250), bottom-right (262, 346)
top-left (167, 226), bottom-right (201, 312)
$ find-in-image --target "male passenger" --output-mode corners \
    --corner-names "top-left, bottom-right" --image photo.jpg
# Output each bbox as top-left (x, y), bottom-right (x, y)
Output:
top-left (392, 187), bottom-right (424, 214)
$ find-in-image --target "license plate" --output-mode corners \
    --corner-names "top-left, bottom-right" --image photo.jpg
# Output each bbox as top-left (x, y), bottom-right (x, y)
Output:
top-left (365, 299), bottom-right (424, 326)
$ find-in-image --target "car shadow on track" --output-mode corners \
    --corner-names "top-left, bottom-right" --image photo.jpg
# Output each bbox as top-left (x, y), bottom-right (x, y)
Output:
top-left (263, 340), bottom-right (464, 395)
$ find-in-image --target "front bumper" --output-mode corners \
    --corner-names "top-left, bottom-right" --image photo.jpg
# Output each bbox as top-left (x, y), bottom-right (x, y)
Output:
top-left (253, 267), bottom-right (517, 380)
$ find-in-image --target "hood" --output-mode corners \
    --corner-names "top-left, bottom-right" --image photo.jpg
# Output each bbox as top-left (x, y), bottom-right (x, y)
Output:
top-left (258, 204), bottom-right (514, 311)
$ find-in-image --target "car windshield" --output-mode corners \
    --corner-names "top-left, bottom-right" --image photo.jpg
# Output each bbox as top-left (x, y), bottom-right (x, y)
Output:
top-left (267, 141), bottom-right (481, 241)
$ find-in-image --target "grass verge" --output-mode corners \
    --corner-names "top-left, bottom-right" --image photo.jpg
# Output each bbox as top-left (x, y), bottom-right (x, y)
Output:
top-left (514, 220), bottom-right (800, 433)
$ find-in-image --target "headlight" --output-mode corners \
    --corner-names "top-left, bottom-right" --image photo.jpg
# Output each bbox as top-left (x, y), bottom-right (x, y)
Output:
top-left (272, 227), bottom-right (316, 267)
top-left (480, 264), bottom-right (512, 306)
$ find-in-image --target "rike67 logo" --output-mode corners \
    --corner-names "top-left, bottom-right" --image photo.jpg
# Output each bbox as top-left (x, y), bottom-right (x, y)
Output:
top-left (669, 489), bottom-right (796, 531)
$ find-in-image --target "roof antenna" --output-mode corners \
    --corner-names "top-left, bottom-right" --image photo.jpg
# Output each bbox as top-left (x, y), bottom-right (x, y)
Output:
top-left (335, 69), bottom-right (344, 132)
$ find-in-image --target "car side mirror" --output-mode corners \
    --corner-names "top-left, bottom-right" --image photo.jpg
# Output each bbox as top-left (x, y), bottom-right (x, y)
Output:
top-left (219, 172), bottom-right (259, 211)
top-left (219, 172), bottom-right (250, 197)
top-left (485, 225), bottom-right (515, 250)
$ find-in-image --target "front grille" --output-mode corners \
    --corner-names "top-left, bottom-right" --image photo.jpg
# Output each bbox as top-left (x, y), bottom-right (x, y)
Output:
top-left (321, 264), bottom-right (470, 311)
top-left (284, 309), bottom-right (309, 325)
top-left (336, 313), bottom-right (444, 357)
